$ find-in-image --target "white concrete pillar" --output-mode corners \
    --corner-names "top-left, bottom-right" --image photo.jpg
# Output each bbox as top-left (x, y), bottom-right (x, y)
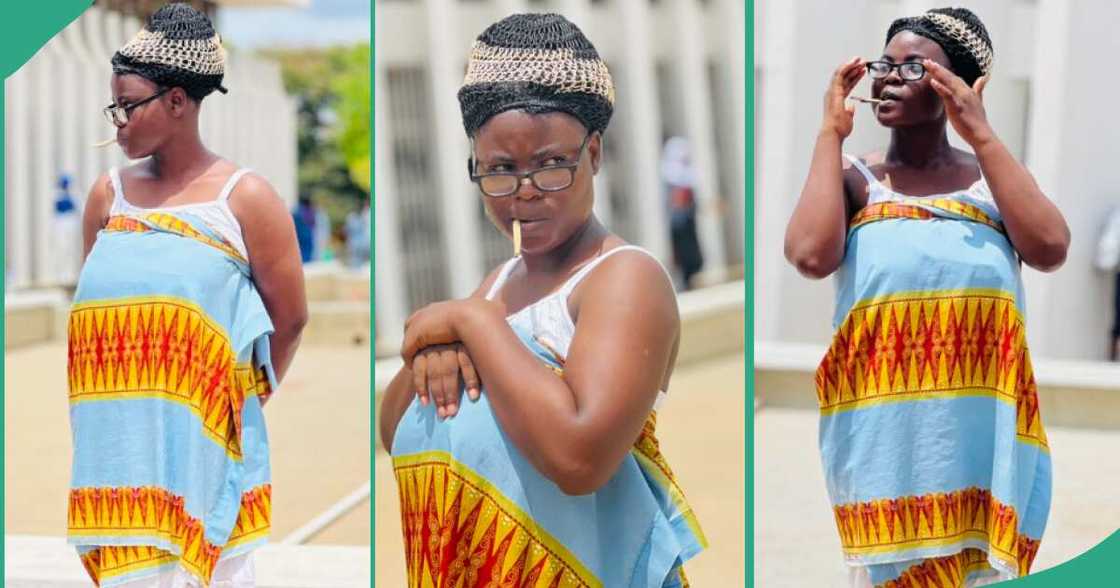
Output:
top-left (6, 70), bottom-right (33, 289)
top-left (32, 50), bottom-right (59, 287)
top-left (425, 0), bottom-right (483, 297)
top-left (718, 0), bottom-right (746, 264)
top-left (669, 0), bottom-right (727, 281)
top-left (374, 61), bottom-right (409, 345)
top-left (617, 0), bottom-right (669, 263)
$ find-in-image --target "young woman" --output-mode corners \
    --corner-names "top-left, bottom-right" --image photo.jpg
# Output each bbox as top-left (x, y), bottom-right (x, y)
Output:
top-left (785, 7), bottom-right (1068, 587)
top-left (68, 4), bottom-right (306, 586)
top-left (380, 13), bottom-right (706, 588)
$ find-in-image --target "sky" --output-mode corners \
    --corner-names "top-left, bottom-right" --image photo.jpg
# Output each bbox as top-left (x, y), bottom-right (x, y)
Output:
top-left (216, 0), bottom-right (370, 50)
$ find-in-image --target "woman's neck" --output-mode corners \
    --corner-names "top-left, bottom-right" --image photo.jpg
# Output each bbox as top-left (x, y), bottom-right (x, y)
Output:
top-left (148, 129), bottom-right (217, 181)
top-left (521, 216), bottom-right (610, 275)
top-left (885, 118), bottom-right (955, 169)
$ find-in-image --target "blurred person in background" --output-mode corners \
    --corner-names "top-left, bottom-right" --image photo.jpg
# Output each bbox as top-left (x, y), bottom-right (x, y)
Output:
top-left (1096, 204), bottom-right (1120, 361)
top-left (379, 13), bottom-right (706, 587)
top-left (344, 195), bottom-right (370, 267)
top-left (52, 173), bottom-right (82, 286)
top-left (661, 136), bottom-right (704, 291)
top-left (785, 7), bottom-right (1068, 587)
top-left (68, 4), bottom-right (307, 586)
top-left (292, 192), bottom-right (318, 262)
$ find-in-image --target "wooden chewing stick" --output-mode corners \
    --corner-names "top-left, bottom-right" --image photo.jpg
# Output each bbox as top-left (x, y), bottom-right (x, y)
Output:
top-left (513, 219), bottom-right (522, 257)
top-left (92, 138), bottom-right (117, 148)
top-left (848, 96), bottom-right (883, 105)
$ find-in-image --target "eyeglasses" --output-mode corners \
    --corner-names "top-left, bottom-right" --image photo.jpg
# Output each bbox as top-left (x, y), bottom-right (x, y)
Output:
top-left (866, 61), bottom-right (927, 82)
top-left (103, 87), bottom-right (170, 126)
top-left (469, 133), bottom-right (593, 198)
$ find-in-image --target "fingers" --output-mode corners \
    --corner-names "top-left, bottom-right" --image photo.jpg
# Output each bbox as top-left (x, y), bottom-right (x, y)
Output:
top-left (973, 75), bottom-right (989, 100)
top-left (928, 76), bottom-right (953, 101)
top-left (437, 347), bottom-right (460, 418)
top-left (411, 352), bottom-right (429, 407)
top-left (923, 59), bottom-right (969, 95)
top-left (457, 344), bottom-right (480, 402)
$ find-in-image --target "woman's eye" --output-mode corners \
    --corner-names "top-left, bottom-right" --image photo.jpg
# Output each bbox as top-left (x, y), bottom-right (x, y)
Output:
top-left (543, 157), bottom-right (564, 166)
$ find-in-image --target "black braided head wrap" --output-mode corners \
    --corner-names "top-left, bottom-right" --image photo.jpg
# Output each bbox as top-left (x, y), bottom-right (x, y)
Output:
top-left (111, 3), bottom-right (228, 101)
top-left (458, 13), bottom-right (615, 137)
top-left (886, 7), bottom-right (993, 86)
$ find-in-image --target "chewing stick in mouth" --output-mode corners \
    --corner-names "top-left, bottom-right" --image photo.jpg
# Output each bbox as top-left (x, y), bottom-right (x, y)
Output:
top-left (92, 138), bottom-right (117, 148)
top-left (513, 219), bottom-right (522, 257)
top-left (848, 96), bottom-right (883, 105)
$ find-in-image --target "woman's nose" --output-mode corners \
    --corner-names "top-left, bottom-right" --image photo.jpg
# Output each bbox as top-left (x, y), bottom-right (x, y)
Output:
top-left (514, 176), bottom-right (540, 200)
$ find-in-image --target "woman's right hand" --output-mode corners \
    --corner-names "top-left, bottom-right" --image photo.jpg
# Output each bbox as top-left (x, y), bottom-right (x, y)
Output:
top-left (822, 57), bottom-right (866, 139)
top-left (411, 343), bottom-right (481, 419)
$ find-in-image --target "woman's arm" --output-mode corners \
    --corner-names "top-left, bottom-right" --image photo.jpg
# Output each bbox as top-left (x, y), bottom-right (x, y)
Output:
top-left (378, 266), bottom-right (503, 449)
top-left (82, 173), bottom-right (113, 260)
top-left (402, 253), bottom-right (678, 495)
top-left (229, 174), bottom-right (308, 385)
top-left (924, 60), bottom-right (1070, 272)
top-left (785, 57), bottom-right (865, 279)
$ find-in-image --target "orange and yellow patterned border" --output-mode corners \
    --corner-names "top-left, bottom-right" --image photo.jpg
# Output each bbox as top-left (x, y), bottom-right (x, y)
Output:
top-left (850, 199), bottom-right (1004, 233)
top-left (834, 486), bottom-right (1040, 577)
top-left (816, 290), bottom-right (1047, 448)
top-left (394, 451), bottom-right (600, 588)
top-left (69, 297), bottom-right (271, 459)
top-left (631, 412), bottom-right (708, 547)
top-left (72, 484), bottom-right (271, 585)
top-left (105, 213), bottom-right (247, 264)
top-left (875, 548), bottom-right (994, 588)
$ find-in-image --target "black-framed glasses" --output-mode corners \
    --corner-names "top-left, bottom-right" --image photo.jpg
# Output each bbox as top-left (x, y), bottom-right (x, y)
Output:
top-left (866, 61), bottom-right (926, 82)
top-left (469, 133), bottom-right (593, 198)
top-left (103, 87), bottom-right (170, 126)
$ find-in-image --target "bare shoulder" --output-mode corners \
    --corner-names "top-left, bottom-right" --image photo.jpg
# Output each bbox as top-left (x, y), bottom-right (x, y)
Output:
top-left (844, 150), bottom-right (885, 210)
top-left (572, 247), bottom-right (677, 323)
top-left (226, 172), bottom-right (286, 223)
top-left (86, 172), bottom-right (115, 213)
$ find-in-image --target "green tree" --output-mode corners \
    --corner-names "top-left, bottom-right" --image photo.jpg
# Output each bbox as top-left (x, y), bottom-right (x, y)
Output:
top-left (258, 44), bottom-right (370, 247)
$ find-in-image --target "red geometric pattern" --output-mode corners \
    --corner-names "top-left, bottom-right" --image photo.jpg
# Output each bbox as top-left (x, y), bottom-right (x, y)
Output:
top-left (68, 298), bottom-right (271, 458)
top-left (395, 453), bottom-right (598, 588)
top-left (815, 292), bottom-right (1047, 447)
top-left (71, 484), bottom-right (270, 585)
top-left (105, 213), bottom-right (247, 263)
top-left (875, 547), bottom-right (992, 588)
top-left (834, 486), bottom-right (1041, 577)
top-left (851, 199), bottom-right (1004, 234)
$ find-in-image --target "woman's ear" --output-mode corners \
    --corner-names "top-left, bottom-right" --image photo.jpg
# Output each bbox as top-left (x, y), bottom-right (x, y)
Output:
top-left (168, 88), bottom-right (189, 118)
top-left (589, 132), bottom-right (602, 175)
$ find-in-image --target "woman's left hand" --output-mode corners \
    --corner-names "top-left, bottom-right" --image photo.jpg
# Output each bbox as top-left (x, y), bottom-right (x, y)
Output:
top-left (924, 59), bottom-right (995, 148)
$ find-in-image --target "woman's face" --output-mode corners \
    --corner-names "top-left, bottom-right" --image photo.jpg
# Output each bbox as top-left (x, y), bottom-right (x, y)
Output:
top-left (472, 110), bottom-right (601, 256)
top-left (872, 31), bottom-right (953, 127)
top-left (110, 73), bottom-right (172, 159)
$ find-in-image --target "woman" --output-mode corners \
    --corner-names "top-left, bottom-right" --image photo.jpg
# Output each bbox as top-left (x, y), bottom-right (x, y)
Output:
top-left (785, 7), bottom-right (1068, 588)
top-left (68, 4), bottom-right (307, 586)
top-left (379, 13), bottom-right (706, 588)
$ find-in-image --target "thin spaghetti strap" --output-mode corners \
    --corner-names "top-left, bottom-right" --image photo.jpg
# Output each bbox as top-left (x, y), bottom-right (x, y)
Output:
top-left (108, 167), bottom-right (126, 208)
top-left (484, 257), bottom-right (520, 300)
top-left (843, 154), bottom-right (880, 187)
top-left (218, 168), bottom-right (252, 202)
top-left (557, 245), bottom-right (664, 297)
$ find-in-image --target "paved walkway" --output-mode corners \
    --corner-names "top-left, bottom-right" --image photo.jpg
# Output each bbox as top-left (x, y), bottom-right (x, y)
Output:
top-left (375, 353), bottom-right (747, 586)
top-left (755, 406), bottom-right (1120, 587)
top-left (4, 342), bottom-right (372, 546)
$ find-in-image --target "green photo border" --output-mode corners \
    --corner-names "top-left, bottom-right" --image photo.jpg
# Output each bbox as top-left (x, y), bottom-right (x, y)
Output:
top-left (3, 1), bottom-right (1117, 587)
